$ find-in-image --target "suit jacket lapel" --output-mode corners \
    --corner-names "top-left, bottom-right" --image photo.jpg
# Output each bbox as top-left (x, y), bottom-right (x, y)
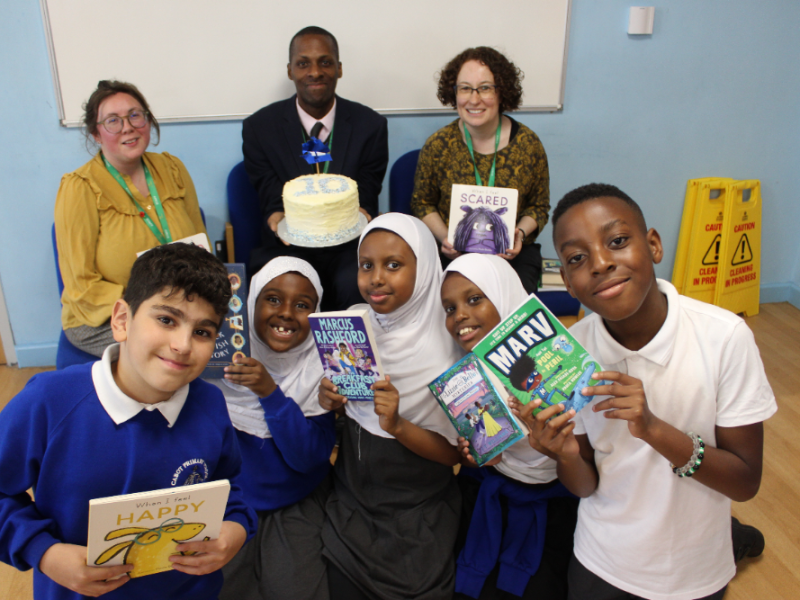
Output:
top-left (331, 97), bottom-right (351, 175)
top-left (281, 96), bottom-right (309, 175)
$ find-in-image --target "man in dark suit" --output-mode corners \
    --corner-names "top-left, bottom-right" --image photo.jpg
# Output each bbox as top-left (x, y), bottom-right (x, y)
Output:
top-left (243, 26), bottom-right (389, 311)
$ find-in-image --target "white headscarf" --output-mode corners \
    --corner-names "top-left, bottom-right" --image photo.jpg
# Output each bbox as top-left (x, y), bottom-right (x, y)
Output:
top-left (222, 257), bottom-right (327, 438)
top-left (345, 213), bottom-right (462, 442)
top-left (444, 254), bottom-right (558, 484)
top-left (444, 254), bottom-right (529, 320)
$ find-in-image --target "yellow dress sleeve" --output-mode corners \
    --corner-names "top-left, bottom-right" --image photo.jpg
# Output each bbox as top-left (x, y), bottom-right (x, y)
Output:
top-left (54, 172), bottom-right (124, 329)
top-left (162, 153), bottom-right (206, 235)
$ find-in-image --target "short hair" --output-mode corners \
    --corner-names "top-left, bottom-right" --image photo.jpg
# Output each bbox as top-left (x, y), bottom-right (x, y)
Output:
top-left (82, 80), bottom-right (160, 148)
top-left (289, 26), bottom-right (339, 61)
top-left (437, 47), bottom-right (524, 114)
top-left (123, 243), bottom-right (232, 321)
top-left (508, 354), bottom-right (537, 391)
top-left (552, 183), bottom-right (647, 239)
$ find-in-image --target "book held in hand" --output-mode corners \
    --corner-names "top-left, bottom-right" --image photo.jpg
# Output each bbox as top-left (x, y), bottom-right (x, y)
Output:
top-left (447, 184), bottom-right (519, 255)
top-left (308, 308), bottom-right (384, 401)
top-left (202, 264), bottom-right (250, 378)
top-left (429, 354), bottom-right (525, 466)
top-left (87, 480), bottom-right (230, 578)
top-left (473, 294), bottom-right (603, 416)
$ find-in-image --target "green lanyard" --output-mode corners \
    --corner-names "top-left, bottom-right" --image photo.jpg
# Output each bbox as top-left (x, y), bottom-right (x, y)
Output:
top-left (102, 154), bottom-right (172, 245)
top-left (301, 125), bottom-right (335, 174)
top-left (463, 120), bottom-right (502, 187)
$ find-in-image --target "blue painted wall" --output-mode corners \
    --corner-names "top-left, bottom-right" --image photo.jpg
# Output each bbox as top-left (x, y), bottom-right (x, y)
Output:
top-left (2, 1), bottom-right (799, 366)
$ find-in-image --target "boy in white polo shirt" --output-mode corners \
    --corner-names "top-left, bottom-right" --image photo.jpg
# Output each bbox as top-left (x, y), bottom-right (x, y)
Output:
top-left (520, 184), bottom-right (776, 600)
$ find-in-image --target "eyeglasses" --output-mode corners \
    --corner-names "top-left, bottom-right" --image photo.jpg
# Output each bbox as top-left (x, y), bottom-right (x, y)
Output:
top-left (97, 110), bottom-right (149, 134)
top-left (454, 84), bottom-right (498, 98)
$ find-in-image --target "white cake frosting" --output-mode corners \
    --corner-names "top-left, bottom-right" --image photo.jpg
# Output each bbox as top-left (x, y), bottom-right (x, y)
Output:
top-left (282, 174), bottom-right (361, 245)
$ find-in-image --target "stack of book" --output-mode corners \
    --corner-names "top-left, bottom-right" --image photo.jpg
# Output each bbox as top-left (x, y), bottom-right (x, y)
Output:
top-left (540, 258), bottom-right (566, 291)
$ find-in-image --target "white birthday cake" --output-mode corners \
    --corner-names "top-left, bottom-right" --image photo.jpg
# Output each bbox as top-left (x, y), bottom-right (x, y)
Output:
top-left (282, 174), bottom-right (361, 245)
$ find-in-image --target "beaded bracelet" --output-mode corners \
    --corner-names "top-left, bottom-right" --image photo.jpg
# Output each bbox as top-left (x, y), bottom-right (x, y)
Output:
top-left (670, 432), bottom-right (705, 478)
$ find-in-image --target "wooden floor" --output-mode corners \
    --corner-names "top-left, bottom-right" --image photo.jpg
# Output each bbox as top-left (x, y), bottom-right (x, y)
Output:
top-left (1, 302), bottom-right (799, 598)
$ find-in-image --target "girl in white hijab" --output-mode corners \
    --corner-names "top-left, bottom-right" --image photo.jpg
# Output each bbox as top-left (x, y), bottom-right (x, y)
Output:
top-left (212, 257), bottom-right (335, 600)
top-left (442, 253), bottom-right (578, 600)
top-left (320, 213), bottom-right (463, 600)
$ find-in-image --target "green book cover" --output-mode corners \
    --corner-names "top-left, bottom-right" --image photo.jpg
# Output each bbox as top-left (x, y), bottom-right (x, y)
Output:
top-left (472, 294), bottom-right (603, 416)
top-left (429, 354), bottom-right (525, 466)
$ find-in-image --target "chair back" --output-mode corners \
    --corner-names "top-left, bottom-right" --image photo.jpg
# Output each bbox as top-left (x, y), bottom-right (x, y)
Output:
top-left (227, 161), bottom-right (262, 268)
top-left (51, 224), bottom-right (98, 369)
top-left (388, 149), bottom-right (421, 215)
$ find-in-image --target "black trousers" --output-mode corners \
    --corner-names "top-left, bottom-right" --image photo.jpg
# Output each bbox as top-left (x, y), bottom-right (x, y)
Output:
top-left (567, 554), bottom-right (727, 600)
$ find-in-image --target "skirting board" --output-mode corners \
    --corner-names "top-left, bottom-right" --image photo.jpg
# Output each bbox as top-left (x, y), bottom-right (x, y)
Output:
top-left (10, 282), bottom-right (800, 368)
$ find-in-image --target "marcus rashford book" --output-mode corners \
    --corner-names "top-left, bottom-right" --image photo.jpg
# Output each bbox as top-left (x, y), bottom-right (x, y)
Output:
top-left (86, 480), bottom-right (230, 578)
top-left (308, 309), bottom-right (384, 401)
top-left (429, 354), bottom-right (525, 466)
top-left (472, 294), bottom-right (604, 416)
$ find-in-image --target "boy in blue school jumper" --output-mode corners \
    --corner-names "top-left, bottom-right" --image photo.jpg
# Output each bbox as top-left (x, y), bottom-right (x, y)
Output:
top-left (0, 243), bottom-right (257, 600)
top-left (519, 184), bottom-right (776, 600)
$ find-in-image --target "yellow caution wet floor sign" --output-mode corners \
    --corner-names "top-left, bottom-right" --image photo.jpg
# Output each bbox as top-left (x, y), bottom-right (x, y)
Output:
top-left (672, 178), bottom-right (733, 303)
top-left (713, 180), bottom-right (761, 316)
top-left (672, 178), bottom-right (761, 316)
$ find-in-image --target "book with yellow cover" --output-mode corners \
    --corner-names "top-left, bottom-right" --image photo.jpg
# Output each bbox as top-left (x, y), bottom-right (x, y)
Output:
top-left (86, 480), bottom-right (230, 578)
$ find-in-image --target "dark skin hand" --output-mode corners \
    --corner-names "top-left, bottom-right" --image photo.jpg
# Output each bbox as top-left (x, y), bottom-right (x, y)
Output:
top-left (224, 356), bottom-right (277, 398)
top-left (513, 372), bottom-right (765, 502)
top-left (456, 436), bottom-right (502, 467)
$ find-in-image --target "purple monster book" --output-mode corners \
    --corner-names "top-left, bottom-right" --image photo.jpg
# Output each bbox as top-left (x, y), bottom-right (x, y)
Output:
top-left (447, 183), bottom-right (519, 255)
top-left (308, 309), bottom-right (384, 401)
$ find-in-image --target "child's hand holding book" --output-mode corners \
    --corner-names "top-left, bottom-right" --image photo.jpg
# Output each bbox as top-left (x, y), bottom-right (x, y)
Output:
top-left (169, 521), bottom-right (247, 576)
top-left (585, 371), bottom-right (657, 439)
top-left (456, 436), bottom-right (502, 467)
top-left (224, 357), bottom-right (277, 398)
top-left (373, 376), bottom-right (402, 436)
top-left (319, 377), bottom-right (347, 412)
top-left (39, 543), bottom-right (132, 597)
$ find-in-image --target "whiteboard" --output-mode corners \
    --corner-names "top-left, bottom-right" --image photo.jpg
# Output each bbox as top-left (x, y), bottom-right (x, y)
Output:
top-left (41, 0), bottom-right (572, 126)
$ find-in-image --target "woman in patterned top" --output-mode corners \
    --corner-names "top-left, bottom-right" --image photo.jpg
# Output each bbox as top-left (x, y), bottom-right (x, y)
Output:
top-left (410, 47), bottom-right (550, 293)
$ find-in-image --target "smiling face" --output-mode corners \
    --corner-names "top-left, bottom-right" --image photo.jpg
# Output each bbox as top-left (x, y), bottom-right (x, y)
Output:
top-left (93, 92), bottom-right (151, 170)
top-left (254, 272), bottom-right (318, 353)
top-left (288, 33), bottom-right (342, 119)
top-left (111, 289), bottom-right (220, 405)
top-left (555, 196), bottom-right (664, 327)
top-left (440, 272), bottom-right (501, 352)
top-left (358, 230), bottom-right (417, 314)
top-left (456, 59), bottom-right (500, 132)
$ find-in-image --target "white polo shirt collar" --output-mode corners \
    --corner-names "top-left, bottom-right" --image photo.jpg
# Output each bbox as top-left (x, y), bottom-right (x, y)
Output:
top-left (91, 343), bottom-right (188, 427)
top-left (589, 279), bottom-right (678, 368)
top-left (296, 97), bottom-right (336, 142)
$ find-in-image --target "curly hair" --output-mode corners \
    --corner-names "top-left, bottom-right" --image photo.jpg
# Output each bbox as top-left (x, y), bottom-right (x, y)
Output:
top-left (508, 353), bottom-right (537, 391)
top-left (82, 80), bottom-right (160, 150)
top-left (552, 183), bottom-right (647, 240)
top-left (437, 47), bottom-right (524, 114)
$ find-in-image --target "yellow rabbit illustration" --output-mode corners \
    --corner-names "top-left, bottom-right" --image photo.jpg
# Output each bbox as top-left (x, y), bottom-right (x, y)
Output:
top-left (94, 518), bottom-right (209, 578)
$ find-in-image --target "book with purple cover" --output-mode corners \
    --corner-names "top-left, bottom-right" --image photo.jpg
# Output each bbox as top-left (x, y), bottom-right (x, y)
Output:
top-left (308, 309), bottom-right (384, 401)
top-left (447, 184), bottom-right (519, 255)
top-left (201, 264), bottom-right (249, 378)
